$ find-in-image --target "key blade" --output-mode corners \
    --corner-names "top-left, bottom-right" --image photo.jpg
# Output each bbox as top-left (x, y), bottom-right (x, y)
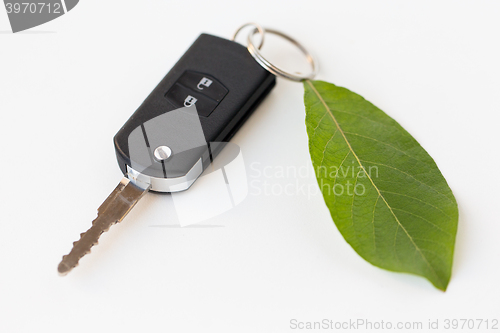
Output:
top-left (58, 177), bottom-right (150, 276)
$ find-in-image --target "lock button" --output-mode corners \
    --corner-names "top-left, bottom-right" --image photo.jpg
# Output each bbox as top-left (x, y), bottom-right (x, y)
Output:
top-left (165, 83), bottom-right (218, 117)
top-left (177, 71), bottom-right (228, 102)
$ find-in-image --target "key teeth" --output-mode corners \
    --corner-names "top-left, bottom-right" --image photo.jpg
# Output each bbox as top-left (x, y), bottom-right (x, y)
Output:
top-left (73, 230), bottom-right (88, 246)
top-left (58, 249), bottom-right (88, 276)
top-left (57, 176), bottom-right (149, 275)
top-left (59, 231), bottom-right (99, 276)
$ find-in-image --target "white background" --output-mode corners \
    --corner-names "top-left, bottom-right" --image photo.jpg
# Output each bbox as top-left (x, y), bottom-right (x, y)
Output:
top-left (1, 1), bottom-right (499, 332)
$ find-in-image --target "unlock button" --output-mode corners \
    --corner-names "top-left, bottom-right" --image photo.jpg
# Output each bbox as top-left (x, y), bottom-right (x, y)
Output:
top-left (165, 84), bottom-right (218, 117)
top-left (177, 71), bottom-right (228, 102)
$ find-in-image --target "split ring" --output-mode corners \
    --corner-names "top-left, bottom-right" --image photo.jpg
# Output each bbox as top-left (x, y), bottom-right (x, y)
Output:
top-left (246, 27), bottom-right (318, 82)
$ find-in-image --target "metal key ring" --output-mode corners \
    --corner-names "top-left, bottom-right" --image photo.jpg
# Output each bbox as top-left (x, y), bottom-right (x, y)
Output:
top-left (247, 28), bottom-right (318, 82)
top-left (232, 22), bottom-right (265, 50)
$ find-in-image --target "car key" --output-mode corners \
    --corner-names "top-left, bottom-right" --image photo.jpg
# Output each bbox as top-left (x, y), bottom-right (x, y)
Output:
top-left (58, 33), bottom-right (276, 275)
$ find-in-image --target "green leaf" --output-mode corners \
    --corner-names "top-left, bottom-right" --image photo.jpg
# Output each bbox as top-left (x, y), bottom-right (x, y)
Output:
top-left (304, 80), bottom-right (458, 291)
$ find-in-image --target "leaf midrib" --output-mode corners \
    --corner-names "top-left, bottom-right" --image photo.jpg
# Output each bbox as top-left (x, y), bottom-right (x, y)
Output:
top-left (306, 80), bottom-right (442, 286)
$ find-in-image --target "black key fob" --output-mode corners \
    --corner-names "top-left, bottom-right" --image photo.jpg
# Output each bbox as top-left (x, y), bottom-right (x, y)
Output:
top-left (114, 34), bottom-right (276, 192)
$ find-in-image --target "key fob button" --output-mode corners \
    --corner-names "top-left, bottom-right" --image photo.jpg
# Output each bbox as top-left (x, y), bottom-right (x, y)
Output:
top-left (177, 71), bottom-right (228, 102)
top-left (165, 83), bottom-right (218, 117)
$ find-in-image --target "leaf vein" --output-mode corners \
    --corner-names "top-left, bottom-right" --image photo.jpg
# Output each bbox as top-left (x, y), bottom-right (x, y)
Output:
top-left (350, 171), bottom-right (360, 226)
top-left (391, 208), bottom-right (452, 237)
top-left (379, 190), bottom-right (452, 219)
top-left (371, 195), bottom-right (380, 251)
top-left (358, 159), bottom-right (454, 204)
top-left (330, 151), bottom-right (351, 206)
top-left (343, 131), bottom-right (430, 166)
top-left (319, 130), bottom-right (337, 168)
top-left (329, 108), bottom-right (392, 128)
